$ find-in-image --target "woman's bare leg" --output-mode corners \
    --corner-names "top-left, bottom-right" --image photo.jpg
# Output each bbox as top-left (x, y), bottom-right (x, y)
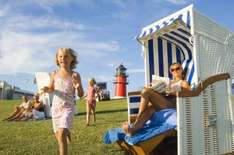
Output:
top-left (14, 113), bottom-right (26, 121)
top-left (3, 108), bottom-right (21, 121)
top-left (123, 88), bottom-right (170, 135)
top-left (18, 114), bottom-right (33, 121)
top-left (139, 88), bottom-right (168, 112)
top-left (8, 110), bottom-right (24, 121)
top-left (122, 106), bottom-right (155, 135)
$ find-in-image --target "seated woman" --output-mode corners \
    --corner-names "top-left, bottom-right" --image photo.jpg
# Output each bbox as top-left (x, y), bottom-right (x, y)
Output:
top-left (15, 103), bottom-right (33, 121)
top-left (122, 62), bottom-right (190, 136)
top-left (3, 96), bottom-right (31, 121)
top-left (14, 94), bottom-right (45, 121)
top-left (32, 93), bottom-right (45, 120)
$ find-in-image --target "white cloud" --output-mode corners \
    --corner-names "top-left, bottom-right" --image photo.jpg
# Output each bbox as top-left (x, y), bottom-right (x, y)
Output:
top-left (0, 31), bottom-right (55, 73)
top-left (0, 7), bottom-right (8, 17)
top-left (107, 61), bottom-right (133, 69)
top-left (0, 10), bottom-right (120, 74)
top-left (86, 41), bottom-right (119, 52)
top-left (128, 68), bottom-right (145, 74)
top-left (0, 0), bottom-right (122, 75)
top-left (95, 75), bottom-right (114, 82)
top-left (0, 29), bottom-right (120, 74)
top-left (34, 0), bottom-right (70, 12)
top-left (165, 0), bottom-right (187, 4)
top-left (3, 14), bottom-right (87, 33)
top-left (107, 62), bottom-right (119, 68)
top-left (31, 0), bottom-right (98, 13)
top-left (111, 0), bottom-right (127, 9)
top-left (151, 0), bottom-right (187, 5)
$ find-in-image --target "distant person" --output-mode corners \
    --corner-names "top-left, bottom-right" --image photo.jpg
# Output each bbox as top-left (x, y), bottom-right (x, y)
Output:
top-left (95, 86), bottom-right (101, 102)
top-left (41, 48), bottom-right (84, 155)
top-left (86, 78), bottom-right (97, 126)
top-left (14, 102), bottom-right (33, 121)
top-left (32, 93), bottom-right (45, 120)
top-left (13, 94), bottom-right (46, 121)
top-left (2, 96), bottom-right (31, 121)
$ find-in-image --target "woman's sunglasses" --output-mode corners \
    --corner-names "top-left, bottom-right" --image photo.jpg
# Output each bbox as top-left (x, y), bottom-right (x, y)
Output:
top-left (170, 67), bottom-right (181, 72)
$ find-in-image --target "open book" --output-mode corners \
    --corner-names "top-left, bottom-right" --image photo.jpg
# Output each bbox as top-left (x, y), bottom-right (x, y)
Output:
top-left (35, 72), bottom-right (51, 94)
top-left (151, 75), bottom-right (170, 93)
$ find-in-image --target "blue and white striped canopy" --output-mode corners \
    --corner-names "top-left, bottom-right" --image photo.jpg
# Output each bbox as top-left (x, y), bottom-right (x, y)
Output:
top-left (137, 5), bottom-right (196, 85)
top-left (137, 5), bottom-right (193, 40)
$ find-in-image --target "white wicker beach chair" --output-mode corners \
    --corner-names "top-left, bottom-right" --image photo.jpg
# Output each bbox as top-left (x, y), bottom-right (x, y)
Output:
top-left (125, 4), bottom-right (234, 155)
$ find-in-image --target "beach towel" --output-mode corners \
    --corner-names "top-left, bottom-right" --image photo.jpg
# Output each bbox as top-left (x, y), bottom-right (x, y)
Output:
top-left (103, 108), bottom-right (177, 145)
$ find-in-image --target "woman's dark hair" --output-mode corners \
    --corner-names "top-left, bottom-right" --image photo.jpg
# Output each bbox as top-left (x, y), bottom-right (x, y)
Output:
top-left (182, 70), bottom-right (186, 80)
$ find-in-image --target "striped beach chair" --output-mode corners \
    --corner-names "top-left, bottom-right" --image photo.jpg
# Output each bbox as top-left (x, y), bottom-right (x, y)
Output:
top-left (121, 4), bottom-right (234, 155)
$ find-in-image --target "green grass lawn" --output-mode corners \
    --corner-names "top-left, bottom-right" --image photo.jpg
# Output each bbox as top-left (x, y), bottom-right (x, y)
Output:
top-left (0, 99), bottom-right (128, 155)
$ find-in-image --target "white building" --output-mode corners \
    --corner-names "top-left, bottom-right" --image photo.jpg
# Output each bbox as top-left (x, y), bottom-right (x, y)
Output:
top-left (232, 82), bottom-right (234, 94)
top-left (0, 81), bottom-right (13, 99)
top-left (0, 81), bottom-right (34, 100)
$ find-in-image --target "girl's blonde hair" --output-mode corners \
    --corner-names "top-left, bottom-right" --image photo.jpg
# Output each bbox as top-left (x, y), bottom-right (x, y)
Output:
top-left (55, 48), bottom-right (78, 70)
top-left (89, 78), bottom-right (96, 86)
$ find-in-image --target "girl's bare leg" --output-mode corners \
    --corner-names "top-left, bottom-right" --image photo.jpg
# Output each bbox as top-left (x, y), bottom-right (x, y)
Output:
top-left (57, 128), bottom-right (68, 155)
top-left (55, 131), bottom-right (59, 141)
top-left (55, 129), bottom-right (71, 144)
top-left (86, 104), bottom-right (91, 126)
top-left (67, 130), bottom-right (71, 144)
top-left (92, 107), bottom-right (96, 123)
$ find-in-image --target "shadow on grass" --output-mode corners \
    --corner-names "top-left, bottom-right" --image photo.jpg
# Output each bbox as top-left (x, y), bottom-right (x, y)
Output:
top-left (75, 108), bottom-right (127, 116)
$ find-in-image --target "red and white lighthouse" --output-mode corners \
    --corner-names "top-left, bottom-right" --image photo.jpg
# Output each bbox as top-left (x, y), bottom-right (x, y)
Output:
top-left (114, 64), bottom-right (128, 98)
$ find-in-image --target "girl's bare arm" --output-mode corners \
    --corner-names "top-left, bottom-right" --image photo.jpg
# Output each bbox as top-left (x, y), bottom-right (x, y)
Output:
top-left (72, 72), bottom-right (84, 97)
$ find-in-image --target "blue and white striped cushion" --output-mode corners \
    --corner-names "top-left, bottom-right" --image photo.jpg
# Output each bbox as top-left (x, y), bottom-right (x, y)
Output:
top-left (128, 95), bottom-right (141, 122)
top-left (182, 59), bottom-right (196, 88)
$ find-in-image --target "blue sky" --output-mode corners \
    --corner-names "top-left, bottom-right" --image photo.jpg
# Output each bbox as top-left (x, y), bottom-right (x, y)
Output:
top-left (0, 0), bottom-right (234, 96)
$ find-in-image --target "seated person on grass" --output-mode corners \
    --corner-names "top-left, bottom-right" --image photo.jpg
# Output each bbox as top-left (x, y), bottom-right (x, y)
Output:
top-left (122, 62), bottom-right (190, 136)
top-left (11, 100), bottom-right (33, 121)
top-left (5, 94), bottom-right (46, 121)
top-left (32, 93), bottom-right (45, 120)
top-left (2, 96), bottom-right (31, 121)
top-left (16, 93), bottom-right (46, 121)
